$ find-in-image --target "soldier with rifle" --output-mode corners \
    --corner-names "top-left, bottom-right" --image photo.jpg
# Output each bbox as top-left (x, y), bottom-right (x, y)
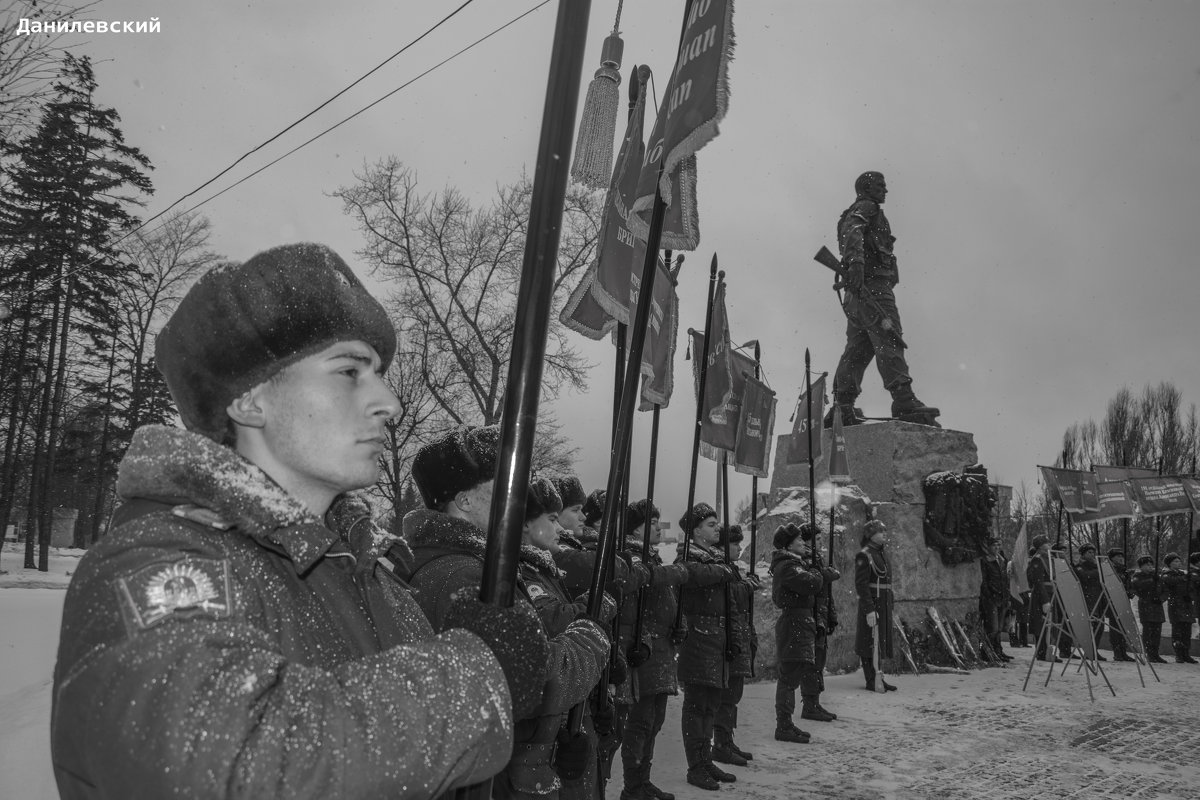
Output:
top-left (712, 525), bottom-right (761, 766)
top-left (1130, 554), bottom-right (1168, 663)
top-left (815, 171), bottom-right (939, 428)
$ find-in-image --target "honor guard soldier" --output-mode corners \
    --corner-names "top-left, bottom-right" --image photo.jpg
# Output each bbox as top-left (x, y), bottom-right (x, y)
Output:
top-left (855, 519), bottom-right (897, 691)
top-left (1130, 555), bottom-right (1168, 663)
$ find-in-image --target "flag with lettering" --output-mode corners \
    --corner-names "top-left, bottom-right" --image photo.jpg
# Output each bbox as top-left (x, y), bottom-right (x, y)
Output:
top-left (629, 0), bottom-right (735, 250)
top-left (560, 263), bottom-right (616, 339)
top-left (1073, 481), bottom-right (1138, 523)
top-left (732, 371), bottom-right (776, 477)
top-left (1039, 466), bottom-right (1099, 513)
top-left (1182, 477), bottom-right (1200, 519)
top-left (592, 69), bottom-right (650, 322)
top-left (1093, 465), bottom-right (1158, 483)
top-left (690, 280), bottom-right (735, 459)
top-left (1130, 476), bottom-right (1192, 516)
top-left (786, 374), bottom-right (825, 465)
top-left (633, 255), bottom-right (680, 410)
top-left (827, 404), bottom-right (851, 483)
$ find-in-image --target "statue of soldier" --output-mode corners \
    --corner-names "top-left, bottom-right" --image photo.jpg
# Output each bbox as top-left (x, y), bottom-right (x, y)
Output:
top-left (827, 171), bottom-right (939, 427)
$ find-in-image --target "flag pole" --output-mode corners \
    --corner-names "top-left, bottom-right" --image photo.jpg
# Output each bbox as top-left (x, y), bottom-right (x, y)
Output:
top-left (806, 348), bottom-right (817, 532)
top-left (674, 259), bottom-right (720, 631)
top-left (630, 248), bottom-right (674, 664)
top-left (474, 2), bottom-right (592, 797)
top-left (748, 340), bottom-right (761, 677)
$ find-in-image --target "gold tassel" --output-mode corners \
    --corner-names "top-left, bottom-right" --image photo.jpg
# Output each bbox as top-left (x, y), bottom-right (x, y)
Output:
top-left (570, 14), bottom-right (624, 189)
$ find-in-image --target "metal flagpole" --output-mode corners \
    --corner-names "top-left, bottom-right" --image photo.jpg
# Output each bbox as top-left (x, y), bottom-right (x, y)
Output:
top-left (471, 2), bottom-right (593, 796)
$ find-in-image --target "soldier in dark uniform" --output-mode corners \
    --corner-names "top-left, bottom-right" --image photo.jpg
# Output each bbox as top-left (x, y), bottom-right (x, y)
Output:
top-left (809, 534), bottom-right (841, 721)
top-left (1049, 543), bottom-right (1074, 658)
top-left (978, 537), bottom-right (1012, 661)
top-left (675, 503), bottom-right (741, 791)
top-left (855, 519), bottom-right (897, 691)
top-left (1129, 555), bottom-right (1167, 663)
top-left (1105, 548), bottom-right (1135, 661)
top-left (1161, 553), bottom-right (1197, 663)
top-left (771, 522), bottom-right (839, 744)
top-left (1026, 536), bottom-right (1057, 661)
top-left (712, 525), bottom-right (760, 767)
top-left (1073, 544), bottom-right (1107, 661)
top-left (828, 171), bottom-right (939, 427)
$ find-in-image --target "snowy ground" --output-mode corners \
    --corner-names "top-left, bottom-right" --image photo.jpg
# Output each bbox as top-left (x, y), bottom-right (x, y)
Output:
top-left (3, 542), bottom-right (1199, 799)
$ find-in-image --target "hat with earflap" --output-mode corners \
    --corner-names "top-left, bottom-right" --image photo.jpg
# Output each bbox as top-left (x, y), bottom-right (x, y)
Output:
top-left (1164, 552), bottom-right (1181, 567)
top-left (1107, 548), bottom-right (1124, 560)
top-left (411, 425), bottom-right (501, 509)
top-left (525, 475), bottom-right (563, 522)
top-left (679, 502), bottom-right (718, 537)
top-left (156, 243), bottom-right (396, 442)
top-left (582, 489), bottom-right (607, 527)
top-left (773, 523), bottom-right (803, 551)
top-left (551, 475), bottom-right (587, 509)
top-left (1137, 554), bottom-right (1154, 567)
top-left (626, 499), bottom-right (660, 534)
top-left (1079, 543), bottom-right (1096, 555)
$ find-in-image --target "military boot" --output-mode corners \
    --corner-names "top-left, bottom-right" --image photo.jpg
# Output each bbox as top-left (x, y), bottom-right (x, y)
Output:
top-left (890, 388), bottom-right (940, 427)
top-left (728, 739), bottom-right (753, 761)
top-left (800, 694), bottom-right (836, 722)
top-left (823, 398), bottom-right (865, 429)
top-left (711, 733), bottom-right (747, 767)
top-left (774, 719), bottom-right (811, 743)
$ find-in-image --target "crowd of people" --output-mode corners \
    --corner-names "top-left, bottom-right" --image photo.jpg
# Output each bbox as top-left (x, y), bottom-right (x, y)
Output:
top-left (46, 243), bottom-right (908, 800)
top-left (986, 533), bottom-right (1200, 666)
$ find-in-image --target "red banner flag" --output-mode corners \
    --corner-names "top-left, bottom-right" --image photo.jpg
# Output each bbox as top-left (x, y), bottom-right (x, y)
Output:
top-left (786, 374), bottom-right (825, 465)
top-left (592, 70), bottom-right (650, 322)
top-left (827, 404), bottom-right (851, 483)
top-left (690, 278), bottom-right (734, 460)
top-left (1039, 466), bottom-right (1100, 513)
top-left (1008, 522), bottom-right (1030, 601)
top-left (1093, 464), bottom-right (1158, 483)
top-left (559, 263), bottom-right (617, 340)
top-left (629, 255), bottom-right (680, 410)
top-left (629, 0), bottom-right (735, 250)
top-left (1130, 476), bottom-right (1193, 515)
top-left (732, 371), bottom-right (776, 478)
top-left (1182, 477), bottom-right (1200, 517)
top-left (1073, 481), bottom-right (1138, 523)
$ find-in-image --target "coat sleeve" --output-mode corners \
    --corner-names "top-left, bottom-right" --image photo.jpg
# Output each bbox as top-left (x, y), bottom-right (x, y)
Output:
top-left (537, 618), bottom-right (610, 714)
top-left (778, 561), bottom-right (823, 595)
top-left (855, 552), bottom-right (875, 611)
top-left (51, 535), bottom-right (511, 800)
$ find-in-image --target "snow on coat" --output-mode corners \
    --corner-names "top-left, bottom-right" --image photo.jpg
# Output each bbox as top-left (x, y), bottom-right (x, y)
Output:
top-left (51, 425), bottom-right (511, 800)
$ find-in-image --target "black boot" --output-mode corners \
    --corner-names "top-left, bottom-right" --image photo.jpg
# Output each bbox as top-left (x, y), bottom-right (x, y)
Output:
top-left (711, 732), bottom-right (747, 767)
top-left (729, 739), bottom-right (753, 761)
top-left (800, 694), bottom-right (836, 722)
top-left (774, 719), bottom-right (811, 744)
top-left (684, 742), bottom-right (718, 791)
top-left (890, 387), bottom-right (940, 427)
top-left (823, 399), bottom-right (864, 429)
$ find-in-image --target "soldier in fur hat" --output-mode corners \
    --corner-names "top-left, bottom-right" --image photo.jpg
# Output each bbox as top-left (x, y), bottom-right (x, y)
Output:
top-left (51, 243), bottom-right (534, 799)
top-left (712, 524), bottom-right (762, 766)
top-left (1130, 555), bottom-right (1168, 663)
top-left (1161, 553), bottom-right (1197, 663)
top-left (406, 426), bottom-right (613, 799)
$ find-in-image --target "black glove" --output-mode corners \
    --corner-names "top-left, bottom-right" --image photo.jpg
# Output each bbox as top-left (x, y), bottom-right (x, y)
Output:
top-left (592, 698), bottom-right (615, 737)
top-left (670, 626), bottom-right (688, 646)
top-left (604, 580), bottom-right (625, 608)
top-left (443, 591), bottom-right (549, 720)
top-left (608, 646), bottom-right (629, 686)
top-left (627, 637), bottom-right (651, 667)
top-left (555, 728), bottom-right (592, 781)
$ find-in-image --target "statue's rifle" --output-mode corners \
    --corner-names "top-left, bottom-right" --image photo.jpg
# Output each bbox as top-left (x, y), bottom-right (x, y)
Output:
top-left (812, 246), bottom-right (907, 349)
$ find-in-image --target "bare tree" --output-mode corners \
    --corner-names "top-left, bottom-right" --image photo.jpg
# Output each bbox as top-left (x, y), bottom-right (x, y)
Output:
top-left (0, 1), bottom-right (101, 146)
top-left (335, 158), bottom-right (600, 477)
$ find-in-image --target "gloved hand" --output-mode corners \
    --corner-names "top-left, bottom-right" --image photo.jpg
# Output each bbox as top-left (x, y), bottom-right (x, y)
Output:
top-left (592, 699), bottom-right (615, 737)
top-left (608, 646), bottom-right (629, 686)
top-left (627, 637), bottom-right (651, 667)
top-left (603, 580), bottom-right (625, 608)
top-left (444, 590), bottom-right (549, 720)
top-left (822, 566), bottom-right (841, 582)
top-left (866, 611), bottom-right (878, 628)
top-left (555, 728), bottom-right (592, 781)
top-left (1042, 602), bottom-right (1051, 615)
top-left (746, 573), bottom-right (763, 590)
top-left (670, 625), bottom-right (688, 646)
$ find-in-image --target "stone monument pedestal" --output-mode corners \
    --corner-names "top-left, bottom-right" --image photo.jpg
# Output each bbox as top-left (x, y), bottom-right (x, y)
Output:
top-left (751, 420), bottom-right (1003, 675)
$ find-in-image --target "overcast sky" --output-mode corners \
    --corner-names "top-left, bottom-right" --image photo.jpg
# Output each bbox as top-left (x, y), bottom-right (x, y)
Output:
top-left (67, 0), bottom-right (1200, 518)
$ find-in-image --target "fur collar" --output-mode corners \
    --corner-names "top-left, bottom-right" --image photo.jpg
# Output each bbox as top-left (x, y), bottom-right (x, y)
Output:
top-left (403, 508), bottom-right (561, 576)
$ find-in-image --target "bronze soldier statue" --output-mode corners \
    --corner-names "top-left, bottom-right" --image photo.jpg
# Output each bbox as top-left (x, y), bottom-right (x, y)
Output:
top-left (828, 171), bottom-right (939, 427)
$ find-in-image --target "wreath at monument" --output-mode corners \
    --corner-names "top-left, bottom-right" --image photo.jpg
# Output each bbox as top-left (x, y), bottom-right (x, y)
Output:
top-left (922, 464), bottom-right (996, 565)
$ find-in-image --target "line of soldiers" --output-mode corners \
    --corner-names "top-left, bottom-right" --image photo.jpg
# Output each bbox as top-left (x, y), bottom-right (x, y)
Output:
top-left (1021, 533), bottom-right (1200, 664)
top-left (42, 241), bottom-right (904, 799)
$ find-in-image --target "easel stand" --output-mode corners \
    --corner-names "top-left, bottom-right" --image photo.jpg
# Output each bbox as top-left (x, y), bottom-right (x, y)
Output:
top-left (1022, 595), bottom-right (1115, 701)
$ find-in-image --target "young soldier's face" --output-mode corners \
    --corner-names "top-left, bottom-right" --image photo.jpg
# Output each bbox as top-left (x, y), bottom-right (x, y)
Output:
top-left (694, 516), bottom-right (721, 547)
top-left (526, 513), bottom-right (562, 553)
top-left (245, 340), bottom-right (397, 501)
top-left (559, 504), bottom-right (584, 534)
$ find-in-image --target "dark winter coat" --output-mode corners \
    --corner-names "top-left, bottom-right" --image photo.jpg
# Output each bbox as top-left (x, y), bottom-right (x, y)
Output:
top-left (675, 540), bottom-right (735, 689)
top-left (855, 544), bottom-right (894, 659)
top-left (839, 197), bottom-right (898, 285)
top-left (1130, 571), bottom-right (1166, 624)
top-left (625, 546), bottom-right (695, 700)
top-left (725, 563), bottom-right (760, 677)
top-left (1027, 552), bottom-right (1054, 609)
top-left (979, 555), bottom-right (1008, 607)
top-left (1161, 567), bottom-right (1195, 624)
top-left (406, 510), bottom-right (610, 799)
top-left (51, 425), bottom-right (511, 800)
top-left (771, 549), bottom-right (823, 663)
top-left (1073, 559), bottom-right (1106, 617)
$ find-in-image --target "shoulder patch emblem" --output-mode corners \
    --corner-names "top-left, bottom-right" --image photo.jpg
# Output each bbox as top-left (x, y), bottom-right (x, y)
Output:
top-left (116, 557), bottom-right (233, 632)
top-left (527, 584), bottom-right (547, 600)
